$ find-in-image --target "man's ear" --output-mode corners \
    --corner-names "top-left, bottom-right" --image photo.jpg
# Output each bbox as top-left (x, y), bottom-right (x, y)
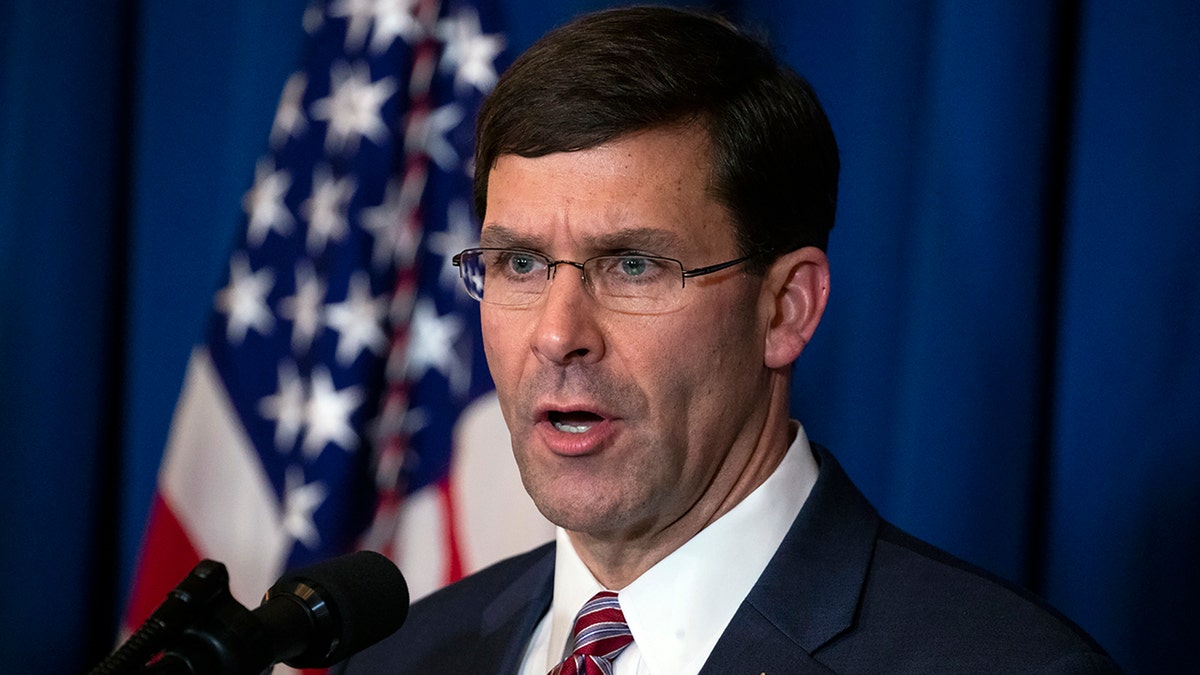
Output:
top-left (760, 246), bottom-right (830, 369)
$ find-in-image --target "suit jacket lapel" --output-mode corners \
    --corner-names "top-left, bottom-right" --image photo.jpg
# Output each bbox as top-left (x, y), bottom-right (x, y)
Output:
top-left (468, 542), bottom-right (556, 674)
top-left (702, 445), bottom-right (880, 672)
top-left (699, 605), bottom-right (838, 674)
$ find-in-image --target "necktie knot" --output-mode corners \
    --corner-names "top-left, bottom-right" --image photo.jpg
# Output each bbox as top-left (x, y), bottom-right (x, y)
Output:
top-left (550, 591), bottom-right (634, 675)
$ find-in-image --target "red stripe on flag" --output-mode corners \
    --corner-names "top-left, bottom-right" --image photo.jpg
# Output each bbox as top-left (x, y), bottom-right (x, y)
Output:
top-left (438, 476), bottom-right (465, 585)
top-left (123, 492), bottom-right (203, 631)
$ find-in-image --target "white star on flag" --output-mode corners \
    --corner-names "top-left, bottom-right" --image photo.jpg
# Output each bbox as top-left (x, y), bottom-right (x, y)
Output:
top-left (326, 271), bottom-right (389, 366)
top-left (437, 8), bottom-right (505, 95)
top-left (310, 60), bottom-right (397, 155)
top-left (370, 0), bottom-right (425, 53)
top-left (303, 4), bottom-right (324, 34)
top-left (214, 252), bottom-right (275, 344)
top-left (270, 72), bottom-right (308, 148)
top-left (242, 158), bottom-right (294, 247)
top-left (302, 166), bottom-right (357, 255)
top-left (426, 199), bottom-right (480, 290)
top-left (258, 361), bottom-right (307, 452)
top-left (404, 297), bottom-right (463, 381)
top-left (405, 103), bottom-right (464, 172)
top-left (360, 174), bottom-right (423, 269)
top-left (282, 466), bottom-right (328, 550)
top-left (328, 0), bottom-right (375, 52)
top-left (303, 366), bottom-right (364, 458)
top-left (278, 262), bottom-right (326, 354)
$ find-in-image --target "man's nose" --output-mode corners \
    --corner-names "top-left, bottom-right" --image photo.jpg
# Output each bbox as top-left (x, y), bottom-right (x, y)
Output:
top-left (530, 264), bottom-right (605, 365)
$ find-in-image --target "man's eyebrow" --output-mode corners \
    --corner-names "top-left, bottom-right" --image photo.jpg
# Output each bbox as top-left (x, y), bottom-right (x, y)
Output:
top-left (479, 224), bottom-right (542, 249)
top-left (478, 224), bottom-right (687, 254)
top-left (590, 227), bottom-right (686, 254)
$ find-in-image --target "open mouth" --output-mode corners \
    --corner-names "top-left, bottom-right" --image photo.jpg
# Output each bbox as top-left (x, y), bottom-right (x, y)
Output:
top-left (547, 410), bottom-right (605, 434)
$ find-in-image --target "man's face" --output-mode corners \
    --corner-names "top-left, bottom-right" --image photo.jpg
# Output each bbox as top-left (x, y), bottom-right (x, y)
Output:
top-left (479, 126), bottom-right (775, 543)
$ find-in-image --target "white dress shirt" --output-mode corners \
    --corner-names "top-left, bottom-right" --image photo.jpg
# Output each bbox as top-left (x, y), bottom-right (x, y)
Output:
top-left (518, 423), bottom-right (819, 675)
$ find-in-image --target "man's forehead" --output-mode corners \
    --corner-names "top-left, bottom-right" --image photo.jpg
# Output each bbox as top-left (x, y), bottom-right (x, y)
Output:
top-left (479, 126), bottom-right (735, 256)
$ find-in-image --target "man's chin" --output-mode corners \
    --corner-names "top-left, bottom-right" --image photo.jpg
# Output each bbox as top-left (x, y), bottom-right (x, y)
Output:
top-left (528, 489), bottom-right (634, 535)
top-left (545, 498), bottom-right (677, 552)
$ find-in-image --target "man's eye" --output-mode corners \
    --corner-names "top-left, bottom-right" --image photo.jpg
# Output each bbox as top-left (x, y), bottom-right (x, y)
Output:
top-left (619, 257), bottom-right (649, 276)
top-left (600, 256), bottom-right (667, 284)
top-left (491, 251), bottom-right (543, 278)
top-left (508, 255), bottom-right (536, 274)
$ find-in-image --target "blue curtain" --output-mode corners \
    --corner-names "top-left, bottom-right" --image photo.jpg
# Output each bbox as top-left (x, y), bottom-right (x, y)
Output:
top-left (1, 1), bottom-right (1196, 671)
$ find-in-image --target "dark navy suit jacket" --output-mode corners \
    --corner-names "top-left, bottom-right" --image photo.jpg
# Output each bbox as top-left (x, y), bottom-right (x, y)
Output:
top-left (334, 446), bottom-right (1119, 673)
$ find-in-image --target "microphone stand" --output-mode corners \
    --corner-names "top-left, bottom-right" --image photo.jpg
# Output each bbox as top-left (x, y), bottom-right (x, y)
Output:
top-left (90, 560), bottom-right (275, 675)
top-left (90, 560), bottom-right (227, 675)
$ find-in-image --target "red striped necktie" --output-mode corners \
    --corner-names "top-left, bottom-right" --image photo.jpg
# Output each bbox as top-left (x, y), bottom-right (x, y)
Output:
top-left (549, 591), bottom-right (635, 675)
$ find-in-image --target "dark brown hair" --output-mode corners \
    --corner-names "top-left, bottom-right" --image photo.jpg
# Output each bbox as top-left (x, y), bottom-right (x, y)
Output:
top-left (474, 5), bottom-right (839, 268)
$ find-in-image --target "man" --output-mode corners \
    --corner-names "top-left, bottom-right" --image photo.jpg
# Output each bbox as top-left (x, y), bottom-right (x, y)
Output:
top-left (337, 6), bottom-right (1116, 673)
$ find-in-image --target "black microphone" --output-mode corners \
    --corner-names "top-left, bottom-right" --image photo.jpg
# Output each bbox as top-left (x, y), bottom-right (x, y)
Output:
top-left (92, 551), bottom-right (408, 674)
top-left (256, 549), bottom-right (409, 668)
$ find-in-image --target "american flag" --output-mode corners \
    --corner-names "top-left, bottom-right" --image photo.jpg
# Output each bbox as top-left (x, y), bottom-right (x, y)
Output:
top-left (123, 0), bottom-right (550, 659)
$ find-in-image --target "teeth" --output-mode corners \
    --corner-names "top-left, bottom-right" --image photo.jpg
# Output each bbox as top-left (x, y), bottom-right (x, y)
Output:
top-left (552, 420), bottom-right (592, 434)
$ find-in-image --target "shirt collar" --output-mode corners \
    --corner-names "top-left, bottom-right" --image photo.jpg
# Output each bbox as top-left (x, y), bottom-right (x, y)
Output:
top-left (546, 423), bottom-right (818, 673)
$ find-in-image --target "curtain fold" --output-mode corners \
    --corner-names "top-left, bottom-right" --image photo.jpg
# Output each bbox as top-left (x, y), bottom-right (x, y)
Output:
top-left (1044, 3), bottom-right (1200, 666)
top-left (0, 2), bottom-right (131, 668)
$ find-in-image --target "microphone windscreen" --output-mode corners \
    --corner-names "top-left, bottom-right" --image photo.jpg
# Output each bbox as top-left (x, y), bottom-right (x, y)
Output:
top-left (277, 550), bottom-right (409, 666)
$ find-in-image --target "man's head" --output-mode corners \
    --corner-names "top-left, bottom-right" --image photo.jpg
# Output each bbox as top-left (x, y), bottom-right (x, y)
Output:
top-left (474, 6), bottom-right (839, 272)
top-left (466, 6), bottom-right (837, 581)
